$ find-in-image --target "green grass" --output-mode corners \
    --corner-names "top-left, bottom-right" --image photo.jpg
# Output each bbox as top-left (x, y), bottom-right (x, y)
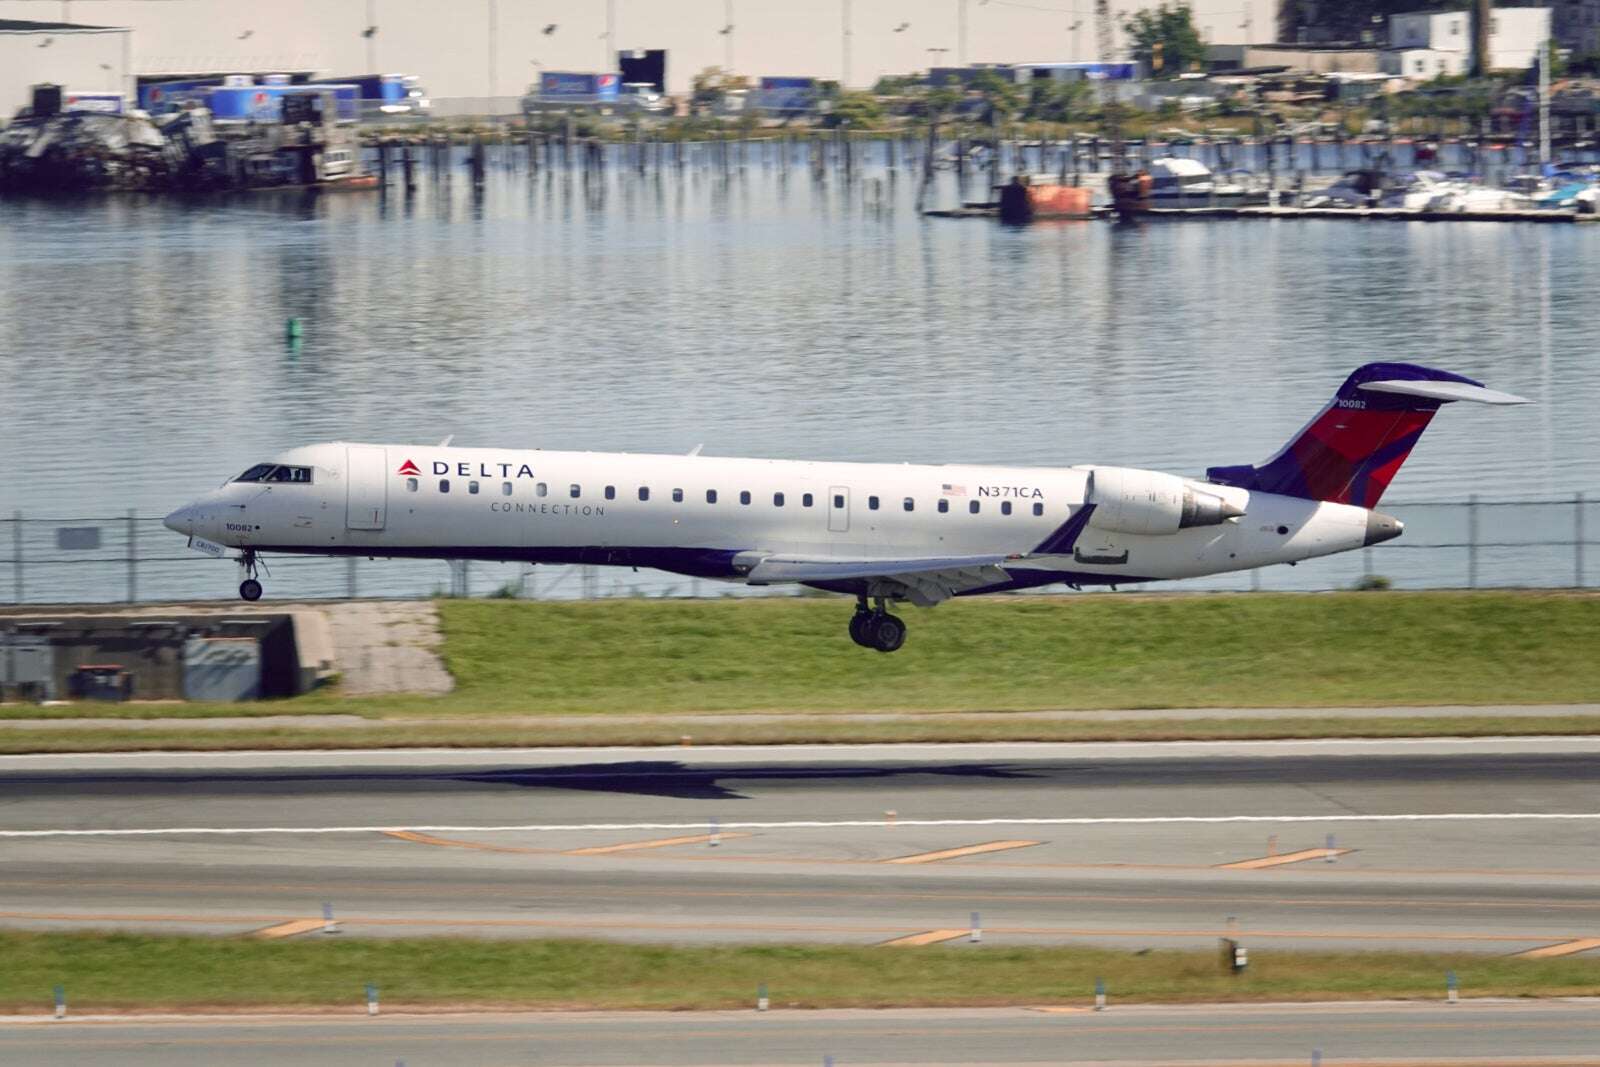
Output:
top-left (428, 590), bottom-right (1600, 714)
top-left (5, 592), bottom-right (1598, 749)
top-left (4, 933), bottom-right (1597, 1012)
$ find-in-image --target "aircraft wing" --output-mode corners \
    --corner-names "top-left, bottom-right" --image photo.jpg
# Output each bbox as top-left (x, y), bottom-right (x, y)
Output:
top-left (743, 554), bottom-right (1014, 606)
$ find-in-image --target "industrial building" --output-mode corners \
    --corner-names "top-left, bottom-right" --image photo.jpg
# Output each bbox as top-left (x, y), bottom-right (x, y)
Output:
top-left (0, 18), bottom-right (131, 118)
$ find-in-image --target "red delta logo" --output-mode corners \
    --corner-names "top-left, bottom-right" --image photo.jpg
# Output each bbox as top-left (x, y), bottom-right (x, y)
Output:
top-left (396, 459), bottom-right (422, 476)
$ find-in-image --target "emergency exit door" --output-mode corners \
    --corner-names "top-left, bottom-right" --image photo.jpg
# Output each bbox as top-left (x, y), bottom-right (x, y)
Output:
top-left (346, 446), bottom-right (387, 531)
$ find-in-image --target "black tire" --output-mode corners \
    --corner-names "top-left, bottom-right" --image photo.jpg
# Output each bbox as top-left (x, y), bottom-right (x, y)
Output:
top-left (848, 612), bottom-right (873, 648)
top-left (872, 613), bottom-right (906, 653)
top-left (239, 578), bottom-right (263, 602)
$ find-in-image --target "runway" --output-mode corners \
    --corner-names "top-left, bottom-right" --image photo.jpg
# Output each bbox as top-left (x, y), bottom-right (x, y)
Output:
top-left (4, 1001), bottom-right (1600, 1065)
top-left (0, 739), bottom-right (1596, 953)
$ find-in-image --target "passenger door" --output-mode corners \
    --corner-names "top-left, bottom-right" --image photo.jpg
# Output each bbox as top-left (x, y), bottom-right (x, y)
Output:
top-left (827, 486), bottom-right (850, 534)
top-left (345, 446), bottom-right (387, 531)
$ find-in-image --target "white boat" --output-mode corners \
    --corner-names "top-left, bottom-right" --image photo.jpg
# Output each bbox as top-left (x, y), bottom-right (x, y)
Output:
top-left (1146, 156), bottom-right (1247, 205)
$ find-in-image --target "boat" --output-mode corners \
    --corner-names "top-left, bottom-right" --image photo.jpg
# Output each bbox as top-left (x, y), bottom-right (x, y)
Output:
top-left (1145, 156), bottom-right (1247, 206)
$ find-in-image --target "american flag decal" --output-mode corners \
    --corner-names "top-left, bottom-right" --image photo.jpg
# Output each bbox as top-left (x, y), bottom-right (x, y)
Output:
top-left (941, 483), bottom-right (966, 496)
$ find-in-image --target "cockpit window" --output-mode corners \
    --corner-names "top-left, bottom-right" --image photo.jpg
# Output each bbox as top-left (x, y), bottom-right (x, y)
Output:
top-left (234, 464), bottom-right (313, 484)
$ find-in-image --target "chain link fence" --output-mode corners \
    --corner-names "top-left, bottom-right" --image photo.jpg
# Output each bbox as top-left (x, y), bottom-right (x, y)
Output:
top-left (1, 494), bottom-right (1592, 606)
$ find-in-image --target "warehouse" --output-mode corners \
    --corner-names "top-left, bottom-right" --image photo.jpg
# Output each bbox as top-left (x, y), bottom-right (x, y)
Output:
top-left (0, 18), bottom-right (131, 119)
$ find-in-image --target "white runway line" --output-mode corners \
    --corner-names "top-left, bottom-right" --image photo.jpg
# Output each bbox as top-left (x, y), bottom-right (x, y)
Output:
top-left (3, 812), bottom-right (1600, 838)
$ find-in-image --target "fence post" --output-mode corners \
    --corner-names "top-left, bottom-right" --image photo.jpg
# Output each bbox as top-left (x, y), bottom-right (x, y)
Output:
top-left (11, 510), bottom-right (21, 604)
top-left (1466, 493), bottom-right (1479, 589)
top-left (126, 509), bottom-right (138, 604)
top-left (1577, 491), bottom-right (1586, 589)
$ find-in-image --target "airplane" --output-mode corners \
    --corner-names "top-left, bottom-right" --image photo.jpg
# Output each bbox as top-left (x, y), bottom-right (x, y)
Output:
top-left (163, 362), bottom-right (1525, 652)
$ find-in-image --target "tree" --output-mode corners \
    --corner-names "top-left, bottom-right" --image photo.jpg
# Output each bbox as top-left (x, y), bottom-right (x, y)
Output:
top-left (967, 67), bottom-right (1022, 121)
top-left (690, 67), bottom-right (750, 115)
top-left (1024, 78), bottom-right (1093, 123)
top-left (822, 90), bottom-right (885, 129)
top-left (1122, 3), bottom-right (1207, 79)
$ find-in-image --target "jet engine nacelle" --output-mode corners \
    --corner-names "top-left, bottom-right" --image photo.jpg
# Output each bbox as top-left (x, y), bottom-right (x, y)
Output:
top-left (1084, 466), bottom-right (1244, 536)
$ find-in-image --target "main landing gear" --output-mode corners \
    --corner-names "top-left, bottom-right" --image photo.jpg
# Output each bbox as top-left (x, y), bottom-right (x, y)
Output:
top-left (238, 550), bottom-right (264, 602)
top-left (849, 596), bottom-right (907, 653)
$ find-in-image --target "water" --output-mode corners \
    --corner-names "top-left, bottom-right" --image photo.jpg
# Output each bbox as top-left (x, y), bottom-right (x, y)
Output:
top-left (0, 144), bottom-right (1595, 602)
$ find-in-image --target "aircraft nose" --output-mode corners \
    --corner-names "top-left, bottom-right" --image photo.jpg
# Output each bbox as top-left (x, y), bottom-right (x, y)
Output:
top-left (1364, 511), bottom-right (1404, 546)
top-left (164, 504), bottom-right (196, 536)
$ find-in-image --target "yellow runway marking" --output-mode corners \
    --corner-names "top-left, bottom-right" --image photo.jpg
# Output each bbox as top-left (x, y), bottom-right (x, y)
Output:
top-left (563, 832), bottom-right (749, 855)
top-left (1220, 847), bottom-right (1353, 869)
top-left (879, 929), bottom-right (969, 946)
top-left (1518, 937), bottom-right (1600, 959)
top-left (383, 830), bottom-right (550, 855)
top-left (247, 919), bottom-right (326, 940)
top-left (885, 840), bottom-right (1042, 864)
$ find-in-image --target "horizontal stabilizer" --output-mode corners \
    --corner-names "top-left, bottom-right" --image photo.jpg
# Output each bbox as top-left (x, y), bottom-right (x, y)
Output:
top-left (1358, 379), bottom-right (1529, 405)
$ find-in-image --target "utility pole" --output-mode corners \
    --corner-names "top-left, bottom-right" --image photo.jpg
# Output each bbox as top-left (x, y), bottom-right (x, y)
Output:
top-left (958, 0), bottom-right (967, 66)
top-left (606, 0), bottom-right (616, 70)
top-left (842, 0), bottom-right (853, 87)
top-left (1470, 0), bottom-right (1491, 78)
top-left (487, 0), bottom-right (498, 101)
top-left (1539, 32), bottom-right (1551, 166)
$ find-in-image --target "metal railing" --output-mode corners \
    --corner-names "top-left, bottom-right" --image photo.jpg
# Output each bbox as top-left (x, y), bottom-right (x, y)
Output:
top-left (1, 494), bottom-right (1593, 606)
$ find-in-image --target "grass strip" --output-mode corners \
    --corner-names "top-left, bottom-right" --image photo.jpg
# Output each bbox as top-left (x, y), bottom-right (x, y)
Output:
top-left (3, 933), bottom-right (1597, 1012)
top-left (0, 714), bottom-right (1597, 754)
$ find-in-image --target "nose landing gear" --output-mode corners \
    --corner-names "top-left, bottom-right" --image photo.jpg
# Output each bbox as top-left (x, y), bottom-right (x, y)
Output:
top-left (238, 550), bottom-right (265, 602)
top-left (849, 595), bottom-right (907, 653)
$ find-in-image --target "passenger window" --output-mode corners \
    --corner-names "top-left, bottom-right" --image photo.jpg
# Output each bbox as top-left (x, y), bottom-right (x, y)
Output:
top-left (1001, 500), bottom-right (1012, 515)
top-left (407, 478), bottom-right (419, 493)
top-left (469, 480), bottom-right (480, 495)
top-left (833, 494), bottom-right (844, 509)
top-left (706, 489), bottom-right (718, 504)
top-left (672, 488), bottom-right (684, 503)
top-left (638, 487), bottom-right (650, 501)
top-left (868, 496), bottom-right (879, 511)
top-left (802, 493), bottom-right (813, 507)
top-left (605, 486), bottom-right (616, 500)
top-left (439, 479), bottom-right (450, 493)
top-left (570, 484), bottom-right (580, 498)
top-left (937, 499), bottom-right (948, 513)
top-left (774, 492), bottom-right (785, 507)
top-left (904, 497), bottom-right (914, 512)
top-left (502, 482), bottom-right (513, 496)
top-left (536, 482), bottom-right (548, 497)
top-left (740, 491), bottom-right (751, 505)
top-left (1033, 502), bottom-right (1043, 516)
top-left (969, 500), bottom-right (979, 514)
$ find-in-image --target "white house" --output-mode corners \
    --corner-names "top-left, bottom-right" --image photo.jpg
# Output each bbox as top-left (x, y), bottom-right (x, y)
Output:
top-left (1382, 6), bottom-right (1552, 78)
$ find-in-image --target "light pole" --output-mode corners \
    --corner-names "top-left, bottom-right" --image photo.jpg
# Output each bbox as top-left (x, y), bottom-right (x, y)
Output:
top-left (1070, 18), bottom-right (1082, 61)
top-left (721, 0), bottom-right (734, 72)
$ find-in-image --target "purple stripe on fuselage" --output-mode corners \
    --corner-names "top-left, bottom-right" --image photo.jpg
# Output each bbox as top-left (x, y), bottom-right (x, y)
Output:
top-left (1032, 503), bottom-right (1098, 556)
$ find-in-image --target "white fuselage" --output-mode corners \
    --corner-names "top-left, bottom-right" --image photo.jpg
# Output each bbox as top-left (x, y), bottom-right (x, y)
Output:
top-left (165, 442), bottom-right (1386, 595)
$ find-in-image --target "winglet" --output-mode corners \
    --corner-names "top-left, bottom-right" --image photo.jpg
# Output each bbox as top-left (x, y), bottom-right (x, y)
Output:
top-left (438, 434), bottom-right (455, 447)
top-left (687, 443), bottom-right (704, 457)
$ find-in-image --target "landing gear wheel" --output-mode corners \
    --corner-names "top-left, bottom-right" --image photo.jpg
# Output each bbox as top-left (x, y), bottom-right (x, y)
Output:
top-left (870, 613), bottom-right (906, 653)
top-left (848, 611), bottom-right (873, 648)
top-left (239, 578), bottom-right (263, 602)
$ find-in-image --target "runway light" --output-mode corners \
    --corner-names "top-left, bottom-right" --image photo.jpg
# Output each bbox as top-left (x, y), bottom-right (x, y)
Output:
top-left (366, 982), bottom-right (379, 1016)
top-left (53, 984), bottom-right (64, 1021)
top-left (322, 901), bottom-right (340, 935)
top-left (969, 911), bottom-right (981, 943)
top-left (757, 982), bottom-right (769, 1011)
top-left (1094, 977), bottom-right (1106, 1011)
top-left (1324, 833), bottom-right (1337, 863)
top-left (709, 817), bottom-right (720, 847)
top-left (1447, 970), bottom-right (1459, 1004)
top-left (884, 809), bottom-right (897, 826)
